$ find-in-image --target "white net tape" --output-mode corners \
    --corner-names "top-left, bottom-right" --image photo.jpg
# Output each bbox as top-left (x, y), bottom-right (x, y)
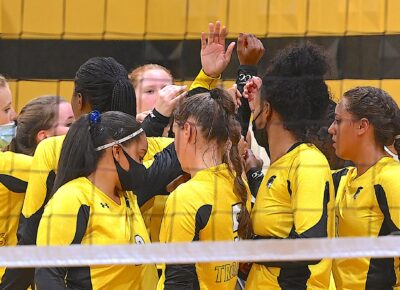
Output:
top-left (1, 236), bottom-right (400, 268)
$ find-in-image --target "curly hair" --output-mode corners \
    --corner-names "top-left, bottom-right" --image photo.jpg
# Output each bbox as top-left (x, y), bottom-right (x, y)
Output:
top-left (261, 42), bottom-right (331, 142)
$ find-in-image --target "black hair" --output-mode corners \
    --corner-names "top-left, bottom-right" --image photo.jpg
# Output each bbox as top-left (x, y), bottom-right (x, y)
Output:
top-left (261, 42), bottom-right (331, 142)
top-left (53, 111), bottom-right (142, 193)
top-left (174, 88), bottom-right (252, 239)
top-left (74, 57), bottom-right (136, 116)
top-left (344, 86), bottom-right (400, 155)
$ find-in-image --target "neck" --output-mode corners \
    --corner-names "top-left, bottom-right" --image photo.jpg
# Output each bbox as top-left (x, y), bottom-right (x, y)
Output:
top-left (88, 166), bottom-right (121, 205)
top-left (352, 140), bottom-right (386, 176)
top-left (188, 144), bottom-right (223, 177)
top-left (267, 121), bottom-right (299, 164)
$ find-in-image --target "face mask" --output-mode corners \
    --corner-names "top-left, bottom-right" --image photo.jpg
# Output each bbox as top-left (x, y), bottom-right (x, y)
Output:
top-left (113, 146), bottom-right (147, 192)
top-left (0, 122), bottom-right (17, 149)
top-left (252, 108), bottom-right (270, 157)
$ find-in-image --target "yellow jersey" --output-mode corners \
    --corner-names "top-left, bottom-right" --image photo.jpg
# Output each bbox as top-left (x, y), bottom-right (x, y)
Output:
top-left (333, 157), bottom-right (400, 289)
top-left (158, 163), bottom-right (250, 290)
top-left (0, 151), bottom-right (32, 280)
top-left (36, 177), bottom-right (158, 290)
top-left (246, 143), bottom-right (335, 289)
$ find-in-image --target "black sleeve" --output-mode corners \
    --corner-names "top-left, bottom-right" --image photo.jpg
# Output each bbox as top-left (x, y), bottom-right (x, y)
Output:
top-left (128, 142), bottom-right (183, 207)
top-left (35, 268), bottom-right (69, 290)
top-left (236, 65), bottom-right (258, 137)
top-left (187, 87), bottom-right (209, 97)
top-left (141, 108), bottom-right (170, 137)
top-left (246, 168), bottom-right (264, 198)
top-left (164, 264), bottom-right (199, 290)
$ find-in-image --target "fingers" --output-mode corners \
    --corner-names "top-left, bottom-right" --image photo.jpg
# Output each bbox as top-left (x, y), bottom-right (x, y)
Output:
top-left (201, 32), bottom-right (207, 50)
top-left (237, 33), bottom-right (246, 54)
top-left (214, 21), bottom-right (221, 44)
top-left (208, 22), bottom-right (214, 45)
top-left (224, 42), bottom-right (236, 63)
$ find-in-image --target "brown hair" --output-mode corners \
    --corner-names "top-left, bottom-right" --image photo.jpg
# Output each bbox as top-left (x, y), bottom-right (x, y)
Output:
top-left (174, 88), bottom-right (252, 239)
top-left (9, 95), bottom-right (67, 155)
top-left (129, 64), bottom-right (172, 88)
top-left (343, 86), bottom-right (400, 154)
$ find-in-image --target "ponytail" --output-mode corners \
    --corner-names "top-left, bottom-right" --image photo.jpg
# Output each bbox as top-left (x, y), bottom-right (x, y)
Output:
top-left (53, 116), bottom-right (100, 194)
top-left (227, 117), bottom-right (252, 239)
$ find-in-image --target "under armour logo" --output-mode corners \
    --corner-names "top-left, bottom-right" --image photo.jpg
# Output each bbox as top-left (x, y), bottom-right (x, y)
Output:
top-left (353, 187), bottom-right (363, 199)
top-left (267, 175), bottom-right (276, 189)
top-left (100, 202), bottom-right (109, 208)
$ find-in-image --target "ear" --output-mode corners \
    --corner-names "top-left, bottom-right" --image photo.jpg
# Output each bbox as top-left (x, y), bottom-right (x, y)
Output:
top-left (263, 102), bottom-right (271, 120)
top-left (77, 93), bottom-right (92, 114)
top-left (357, 118), bottom-right (370, 136)
top-left (36, 130), bottom-right (48, 143)
top-left (112, 145), bottom-right (122, 162)
top-left (183, 122), bottom-right (197, 144)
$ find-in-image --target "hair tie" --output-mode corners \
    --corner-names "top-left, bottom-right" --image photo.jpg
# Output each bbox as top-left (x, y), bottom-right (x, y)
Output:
top-left (209, 89), bottom-right (220, 100)
top-left (88, 110), bottom-right (101, 125)
top-left (395, 135), bottom-right (400, 140)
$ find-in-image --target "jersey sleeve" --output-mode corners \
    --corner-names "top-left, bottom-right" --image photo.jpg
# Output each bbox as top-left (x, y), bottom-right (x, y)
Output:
top-left (189, 69), bottom-right (220, 91)
top-left (160, 187), bottom-right (211, 290)
top-left (37, 188), bottom-right (89, 246)
top-left (375, 168), bottom-right (400, 233)
top-left (290, 150), bottom-right (333, 238)
top-left (35, 187), bottom-right (90, 290)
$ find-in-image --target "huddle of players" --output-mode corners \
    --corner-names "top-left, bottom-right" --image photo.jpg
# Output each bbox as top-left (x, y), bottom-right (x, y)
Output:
top-left (0, 21), bottom-right (400, 290)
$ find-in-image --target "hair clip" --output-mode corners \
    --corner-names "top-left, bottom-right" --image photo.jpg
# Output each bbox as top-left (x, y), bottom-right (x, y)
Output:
top-left (395, 134), bottom-right (400, 140)
top-left (88, 110), bottom-right (101, 125)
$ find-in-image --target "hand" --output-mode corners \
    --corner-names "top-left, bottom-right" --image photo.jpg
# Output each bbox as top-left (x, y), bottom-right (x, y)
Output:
top-left (155, 85), bottom-right (187, 117)
top-left (243, 149), bottom-right (263, 173)
top-left (237, 33), bottom-right (265, 65)
top-left (201, 20), bottom-right (236, 78)
top-left (243, 76), bottom-right (262, 111)
top-left (136, 110), bottom-right (151, 123)
top-left (226, 84), bottom-right (242, 110)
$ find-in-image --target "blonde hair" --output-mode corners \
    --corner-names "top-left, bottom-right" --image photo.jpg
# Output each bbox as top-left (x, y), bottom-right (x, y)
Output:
top-left (129, 64), bottom-right (172, 88)
top-left (0, 74), bottom-right (7, 88)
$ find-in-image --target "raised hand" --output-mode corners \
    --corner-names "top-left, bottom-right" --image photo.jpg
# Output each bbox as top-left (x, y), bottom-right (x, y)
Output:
top-left (237, 33), bottom-right (265, 66)
top-left (201, 21), bottom-right (236, 78)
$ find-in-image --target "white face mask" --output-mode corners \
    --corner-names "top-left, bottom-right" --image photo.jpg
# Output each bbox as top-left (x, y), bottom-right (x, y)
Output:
top-left (0, 122), bottom-right (17, 149)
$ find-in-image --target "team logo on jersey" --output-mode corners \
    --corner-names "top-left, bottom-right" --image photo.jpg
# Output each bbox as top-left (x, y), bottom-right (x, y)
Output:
top-left (100, 202), bottom-right (109, 208)
top-left (266, 175), bottom-right (277, 188)
top-left (353, 186), bottom-right (363, 199)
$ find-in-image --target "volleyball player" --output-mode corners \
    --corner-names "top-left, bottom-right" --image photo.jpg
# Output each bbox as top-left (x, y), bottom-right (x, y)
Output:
top-left (2, 57), bottom-right (184, 290)
top-left (243, 43), bottom-right (335, 289)
top-left (35, 111), bottom-right (157, 290)
top-left (0, 75), bottom-right (32, 285)
top-left (157, 88), bottom-right (251, 290)
top-left (329, 86), bottom-right (400, 289)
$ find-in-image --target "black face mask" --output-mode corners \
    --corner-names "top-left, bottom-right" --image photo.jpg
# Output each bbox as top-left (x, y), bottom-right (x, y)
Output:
top-left (252, 108), bottom-right (270, 157)
top-left (113, 146), bottom-right (146, 191)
